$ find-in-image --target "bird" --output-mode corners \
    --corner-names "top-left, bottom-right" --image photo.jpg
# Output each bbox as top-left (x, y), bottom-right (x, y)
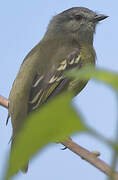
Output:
top-left (8, 7), bottom-right (108, 172)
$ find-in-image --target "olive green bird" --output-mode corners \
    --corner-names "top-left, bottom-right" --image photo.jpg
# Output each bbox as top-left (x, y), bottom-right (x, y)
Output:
top-left (8, 7), bottom-right (108, 172)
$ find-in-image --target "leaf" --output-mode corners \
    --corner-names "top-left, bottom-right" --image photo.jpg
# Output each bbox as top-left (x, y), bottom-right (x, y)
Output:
top-left (5, 93), bottom-right (86, 180)
top-left (67, 65), bottom-right (118, 92)
top-left (67, 65), bottom-right (118, 155)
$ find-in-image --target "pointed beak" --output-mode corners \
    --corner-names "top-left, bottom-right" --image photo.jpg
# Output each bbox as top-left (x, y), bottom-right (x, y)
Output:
top-left (93, 14), bottom-right (109, 22)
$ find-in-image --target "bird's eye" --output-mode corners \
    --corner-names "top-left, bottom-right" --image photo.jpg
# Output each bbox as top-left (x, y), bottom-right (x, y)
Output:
top-left (75, 15), bottom-right (83, 21)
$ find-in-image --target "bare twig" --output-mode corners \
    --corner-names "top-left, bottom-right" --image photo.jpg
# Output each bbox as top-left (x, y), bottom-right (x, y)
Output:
top-left (0, 95), bottom-right (118, 179)
top-left (0, 95), bottom-right (9, 109)
top-left (61, 138), bottom-right (118, 180)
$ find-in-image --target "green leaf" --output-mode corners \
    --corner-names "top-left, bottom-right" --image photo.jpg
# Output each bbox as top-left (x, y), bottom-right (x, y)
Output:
top-left (67, 66), bottom-right (118, 156)
top-left (5, 93), bottom-right (86, 180)
top-left (67, 65), bottom-right (118, 91)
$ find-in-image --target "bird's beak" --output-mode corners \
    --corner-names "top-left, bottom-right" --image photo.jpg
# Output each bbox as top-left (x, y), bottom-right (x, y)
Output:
top-left (93, 14), bottom-right (108, 22)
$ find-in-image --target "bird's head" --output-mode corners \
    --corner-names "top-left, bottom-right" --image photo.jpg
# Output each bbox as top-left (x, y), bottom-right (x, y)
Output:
top-left (44, 7), bottom-right (108, 44)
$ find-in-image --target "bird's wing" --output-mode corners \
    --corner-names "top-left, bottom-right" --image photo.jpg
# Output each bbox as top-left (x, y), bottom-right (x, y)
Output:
top-left (28, 49), bottom-right (82, 113)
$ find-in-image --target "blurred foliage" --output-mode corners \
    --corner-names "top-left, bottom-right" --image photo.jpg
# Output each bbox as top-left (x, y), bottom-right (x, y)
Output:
top-left (4, 66), bottom-right (118, 180)
top-left (5, 93), bottom-right (87, 180)
top-left (66, 65), bottom-right (118, 91)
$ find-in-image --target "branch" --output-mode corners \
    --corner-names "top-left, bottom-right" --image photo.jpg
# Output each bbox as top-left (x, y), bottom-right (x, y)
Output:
top-left (0, 95), bottom-right (9, 109)
top-left (61, 138), bottom-right (118, 179)
top-left (1, 95), bottom-right (118, 179)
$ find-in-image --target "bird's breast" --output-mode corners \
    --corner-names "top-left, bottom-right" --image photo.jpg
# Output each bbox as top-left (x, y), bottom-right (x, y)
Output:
top-left (79, 44), bottom-right (96, 65)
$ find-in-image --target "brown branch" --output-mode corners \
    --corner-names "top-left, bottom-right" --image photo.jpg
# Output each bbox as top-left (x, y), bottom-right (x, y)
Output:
top-left (0, 95), bottom-right (118, 179)
top-left (61, 138), bottom-right (118, 179)
top-left (0, 95), bottom-right (9, 109)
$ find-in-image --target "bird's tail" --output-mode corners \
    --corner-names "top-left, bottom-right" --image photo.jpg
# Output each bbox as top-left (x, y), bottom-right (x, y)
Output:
top-left (20, 162), bottom-right (29, 173)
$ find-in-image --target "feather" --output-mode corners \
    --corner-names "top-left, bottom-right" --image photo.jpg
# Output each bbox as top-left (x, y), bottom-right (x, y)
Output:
top-left (28, 49), bottom-right (82, 113)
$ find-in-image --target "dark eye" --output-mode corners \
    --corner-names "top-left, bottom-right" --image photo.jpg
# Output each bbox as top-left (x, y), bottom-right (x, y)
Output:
top-left (75, 15), bottom-right (83, 21)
